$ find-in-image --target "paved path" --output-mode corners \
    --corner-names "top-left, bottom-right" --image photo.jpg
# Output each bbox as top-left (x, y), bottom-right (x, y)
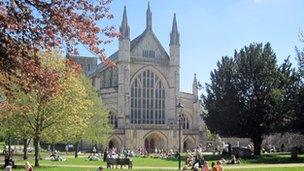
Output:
top-left (38, 163), bottom-right (304, 170)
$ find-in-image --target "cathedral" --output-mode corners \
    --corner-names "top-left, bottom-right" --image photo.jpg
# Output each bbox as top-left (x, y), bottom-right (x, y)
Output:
top-left (72, 3), bottom-right (205, 152)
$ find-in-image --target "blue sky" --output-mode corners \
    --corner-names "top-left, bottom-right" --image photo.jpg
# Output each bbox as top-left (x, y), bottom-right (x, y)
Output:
top-left (79, 0), bottom-right (304, 93)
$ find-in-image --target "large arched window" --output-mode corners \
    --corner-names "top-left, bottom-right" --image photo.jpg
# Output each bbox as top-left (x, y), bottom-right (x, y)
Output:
top-left (109, 112), bottom-right (118, 128)
top-left (131, 69), bottom-right (165, 124)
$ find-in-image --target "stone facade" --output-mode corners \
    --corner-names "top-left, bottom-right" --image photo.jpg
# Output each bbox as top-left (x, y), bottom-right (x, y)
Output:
top-left (72, 3), bottom-right (205, 152)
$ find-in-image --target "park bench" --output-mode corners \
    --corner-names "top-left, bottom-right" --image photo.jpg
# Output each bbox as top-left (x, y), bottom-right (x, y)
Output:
top-left (106, 158), bottom-right (133, 169)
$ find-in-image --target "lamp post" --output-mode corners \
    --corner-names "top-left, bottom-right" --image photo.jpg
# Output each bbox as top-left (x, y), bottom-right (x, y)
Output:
top-left (176, 102), bottom-right (184, 170)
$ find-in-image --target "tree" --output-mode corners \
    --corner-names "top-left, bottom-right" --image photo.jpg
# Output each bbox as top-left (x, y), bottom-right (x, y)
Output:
top-left (0, 51), bottom-right (94, 166)
top-left (82, 76), bottom-right (111, 154)
top-left (276, 57), bottom-right (300, 133)
top-left (203, 43), bottom-right (292, 155)
top-left (0, 80), bottom-right (34, 159)
top-left (292, 43), bottom-right (304, 133)
top-left (61, 76), bottom-right (111, 158)
top-left (203, 56), bottom-right (242, 138)
top-left (0, 0), bottom-right (117, 101)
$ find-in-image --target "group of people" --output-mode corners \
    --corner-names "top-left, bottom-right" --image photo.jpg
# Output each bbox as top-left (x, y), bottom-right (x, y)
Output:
top-left (199, 161), bottom-right (224, 171)
top-left (45, 150), bottom-right (66, 161)
top-left (185, 148), bottom-right (205, 169)
top-left (101, 147), bottom-right (134, 162)
top-left (3, 162), bottom-right (33, 171)
top-left (224, 155), bottom-right (241, 165)
top-left (3, 150), bottom-right (15, 170)
top-left (185, 144), bottom-right (243, 170)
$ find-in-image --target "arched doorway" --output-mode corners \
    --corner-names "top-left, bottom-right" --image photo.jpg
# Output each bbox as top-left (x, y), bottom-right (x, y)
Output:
top-left (144, 132), bottom-right (167, 153)
top-left (108, 141), bottom-right (113, 149)
top-left (108, 136), bottom-right (121, 150)
top-left (183, 137), bottom-right (196, 152)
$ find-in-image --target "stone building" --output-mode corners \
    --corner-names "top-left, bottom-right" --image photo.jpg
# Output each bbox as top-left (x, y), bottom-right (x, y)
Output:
top-left (72, 3), bottom-right (205, 152)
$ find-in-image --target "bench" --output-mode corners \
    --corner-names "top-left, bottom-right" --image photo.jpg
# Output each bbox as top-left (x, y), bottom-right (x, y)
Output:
top-left (106, 158), bottom-right (132, 169)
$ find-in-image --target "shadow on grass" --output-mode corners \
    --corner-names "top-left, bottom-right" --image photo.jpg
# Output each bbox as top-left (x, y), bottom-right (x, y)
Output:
top-left (163, 153), bottom-right (304, 165)
top-left (244, 153), bottom-right (304, 164)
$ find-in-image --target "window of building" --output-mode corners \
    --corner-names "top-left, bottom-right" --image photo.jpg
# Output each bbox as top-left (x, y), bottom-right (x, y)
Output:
top-left (143, 50), bottom-right (155, 58)
top-left (181, 114), bottom-right (190, 129)
top-left (131, 69), bottom-right (165, 124)
top-left (100, 68), bottom-right (118, 89)
top-left (109, 112), bottom-right (118, 128)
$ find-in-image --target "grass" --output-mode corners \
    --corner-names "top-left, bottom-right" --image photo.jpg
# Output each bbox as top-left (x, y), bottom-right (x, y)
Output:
top-left (7, 166), bottom-right (304, 171)
top-left (233, 168), bottom-right (304, 171)
top-left (1, 151), bottom-right (303, 170)
top-left (244, 153), bottom-right (304, 164)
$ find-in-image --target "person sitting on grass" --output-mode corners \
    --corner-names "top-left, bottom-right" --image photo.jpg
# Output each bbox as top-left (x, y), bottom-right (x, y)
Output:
top-left (211, 162), bottom-right (216, 171)
top-left (54, 155), bottom-right (66, 161)
top-left (201, 161), bottom-right (209, 171)
top-left (4, 161), bottom-right (13, 171)
top-left (25, 162), bottom-right (33, 171)
top-left (96, 166), bottom-right (103, 171)
top-left (88, 154), bottom-right (100, 161)
top-left (215, 160), bottom-right (224, 171)
top-left (227, 155), bottom-right (236, 164)
top-left (226, 155), bottom-right (241, 165)
top-left (49, 151), bottom-right (57, 159)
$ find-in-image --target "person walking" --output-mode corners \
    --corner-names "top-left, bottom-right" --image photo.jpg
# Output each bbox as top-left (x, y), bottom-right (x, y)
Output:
top-left (65, 145), bottom-right (69, 155)
top-left (103, 148), bottom-right (108, 162)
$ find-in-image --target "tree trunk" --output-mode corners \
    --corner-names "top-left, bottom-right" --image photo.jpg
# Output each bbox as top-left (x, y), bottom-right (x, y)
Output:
top-left (23, 139), bottom-right (28, 160)
top-left (51, 143), bottom-right (55, 152)
top-left (8, 136), bottom-right (11, 158)
top-left (34, 136), bottom-right (40, 166)
top-left (74, 141), bottom-right (79, 158)
top-left (252, 135), bottom-right (262, 156)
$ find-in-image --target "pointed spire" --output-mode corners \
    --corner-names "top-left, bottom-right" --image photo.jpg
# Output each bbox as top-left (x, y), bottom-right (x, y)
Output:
top-left (193, 73), bottom-right (198, 86)
top-left (192, 73), bottom-right (199, 98)
top-left (170, 13), bottom-right (180, 45)
top-left (119, 5), bottom-right (130, 40)
top-left (146, 1), bottom-right (152, 30)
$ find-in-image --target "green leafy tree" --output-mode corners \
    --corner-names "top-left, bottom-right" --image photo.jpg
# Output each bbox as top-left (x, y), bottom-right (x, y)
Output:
top-left (62, 75), bottom-right (111, 158)
top-left (203, 43), bottom-right (292, 155)
top-left (276, 57), bottom-right (300, 132)
top-left (203, 56), bottom-right (241, 138)
top-left (82, 76), bottom-right (111, 151)
top-left (293, 45), bottom-right (304, 133)
top-left (0, 81), bottom-right (34, 159)
top-left (0, 52), bottom-right (95, 166)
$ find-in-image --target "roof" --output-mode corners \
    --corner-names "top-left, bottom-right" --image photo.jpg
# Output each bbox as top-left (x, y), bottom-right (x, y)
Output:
top-left (89, 29), bottom-right (170, 77)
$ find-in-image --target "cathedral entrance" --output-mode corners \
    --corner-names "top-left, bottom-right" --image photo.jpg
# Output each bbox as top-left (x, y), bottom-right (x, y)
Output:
top-left (183, 137), bottom-right (196, 152)
top-left (108, 136), bottom-right (121, 150)
top-left (144, 132), bottom-right (167, 153)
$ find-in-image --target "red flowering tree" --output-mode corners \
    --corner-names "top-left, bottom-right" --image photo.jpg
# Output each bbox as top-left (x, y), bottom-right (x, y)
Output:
top-left (0, 0), bottom-right (118, 165)
top-left (0, 0), bottom-right (118, 98)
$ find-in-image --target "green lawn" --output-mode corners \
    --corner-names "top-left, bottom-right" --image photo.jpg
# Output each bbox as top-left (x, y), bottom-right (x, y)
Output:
top-left (7, 166), bottom-right (304, 171)
top-left (11, 153), bottom-right (304, 167)
top-left (233, 168), bottom-right (304, 171)
top-left (1, 152), bottom-right (303, 170)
